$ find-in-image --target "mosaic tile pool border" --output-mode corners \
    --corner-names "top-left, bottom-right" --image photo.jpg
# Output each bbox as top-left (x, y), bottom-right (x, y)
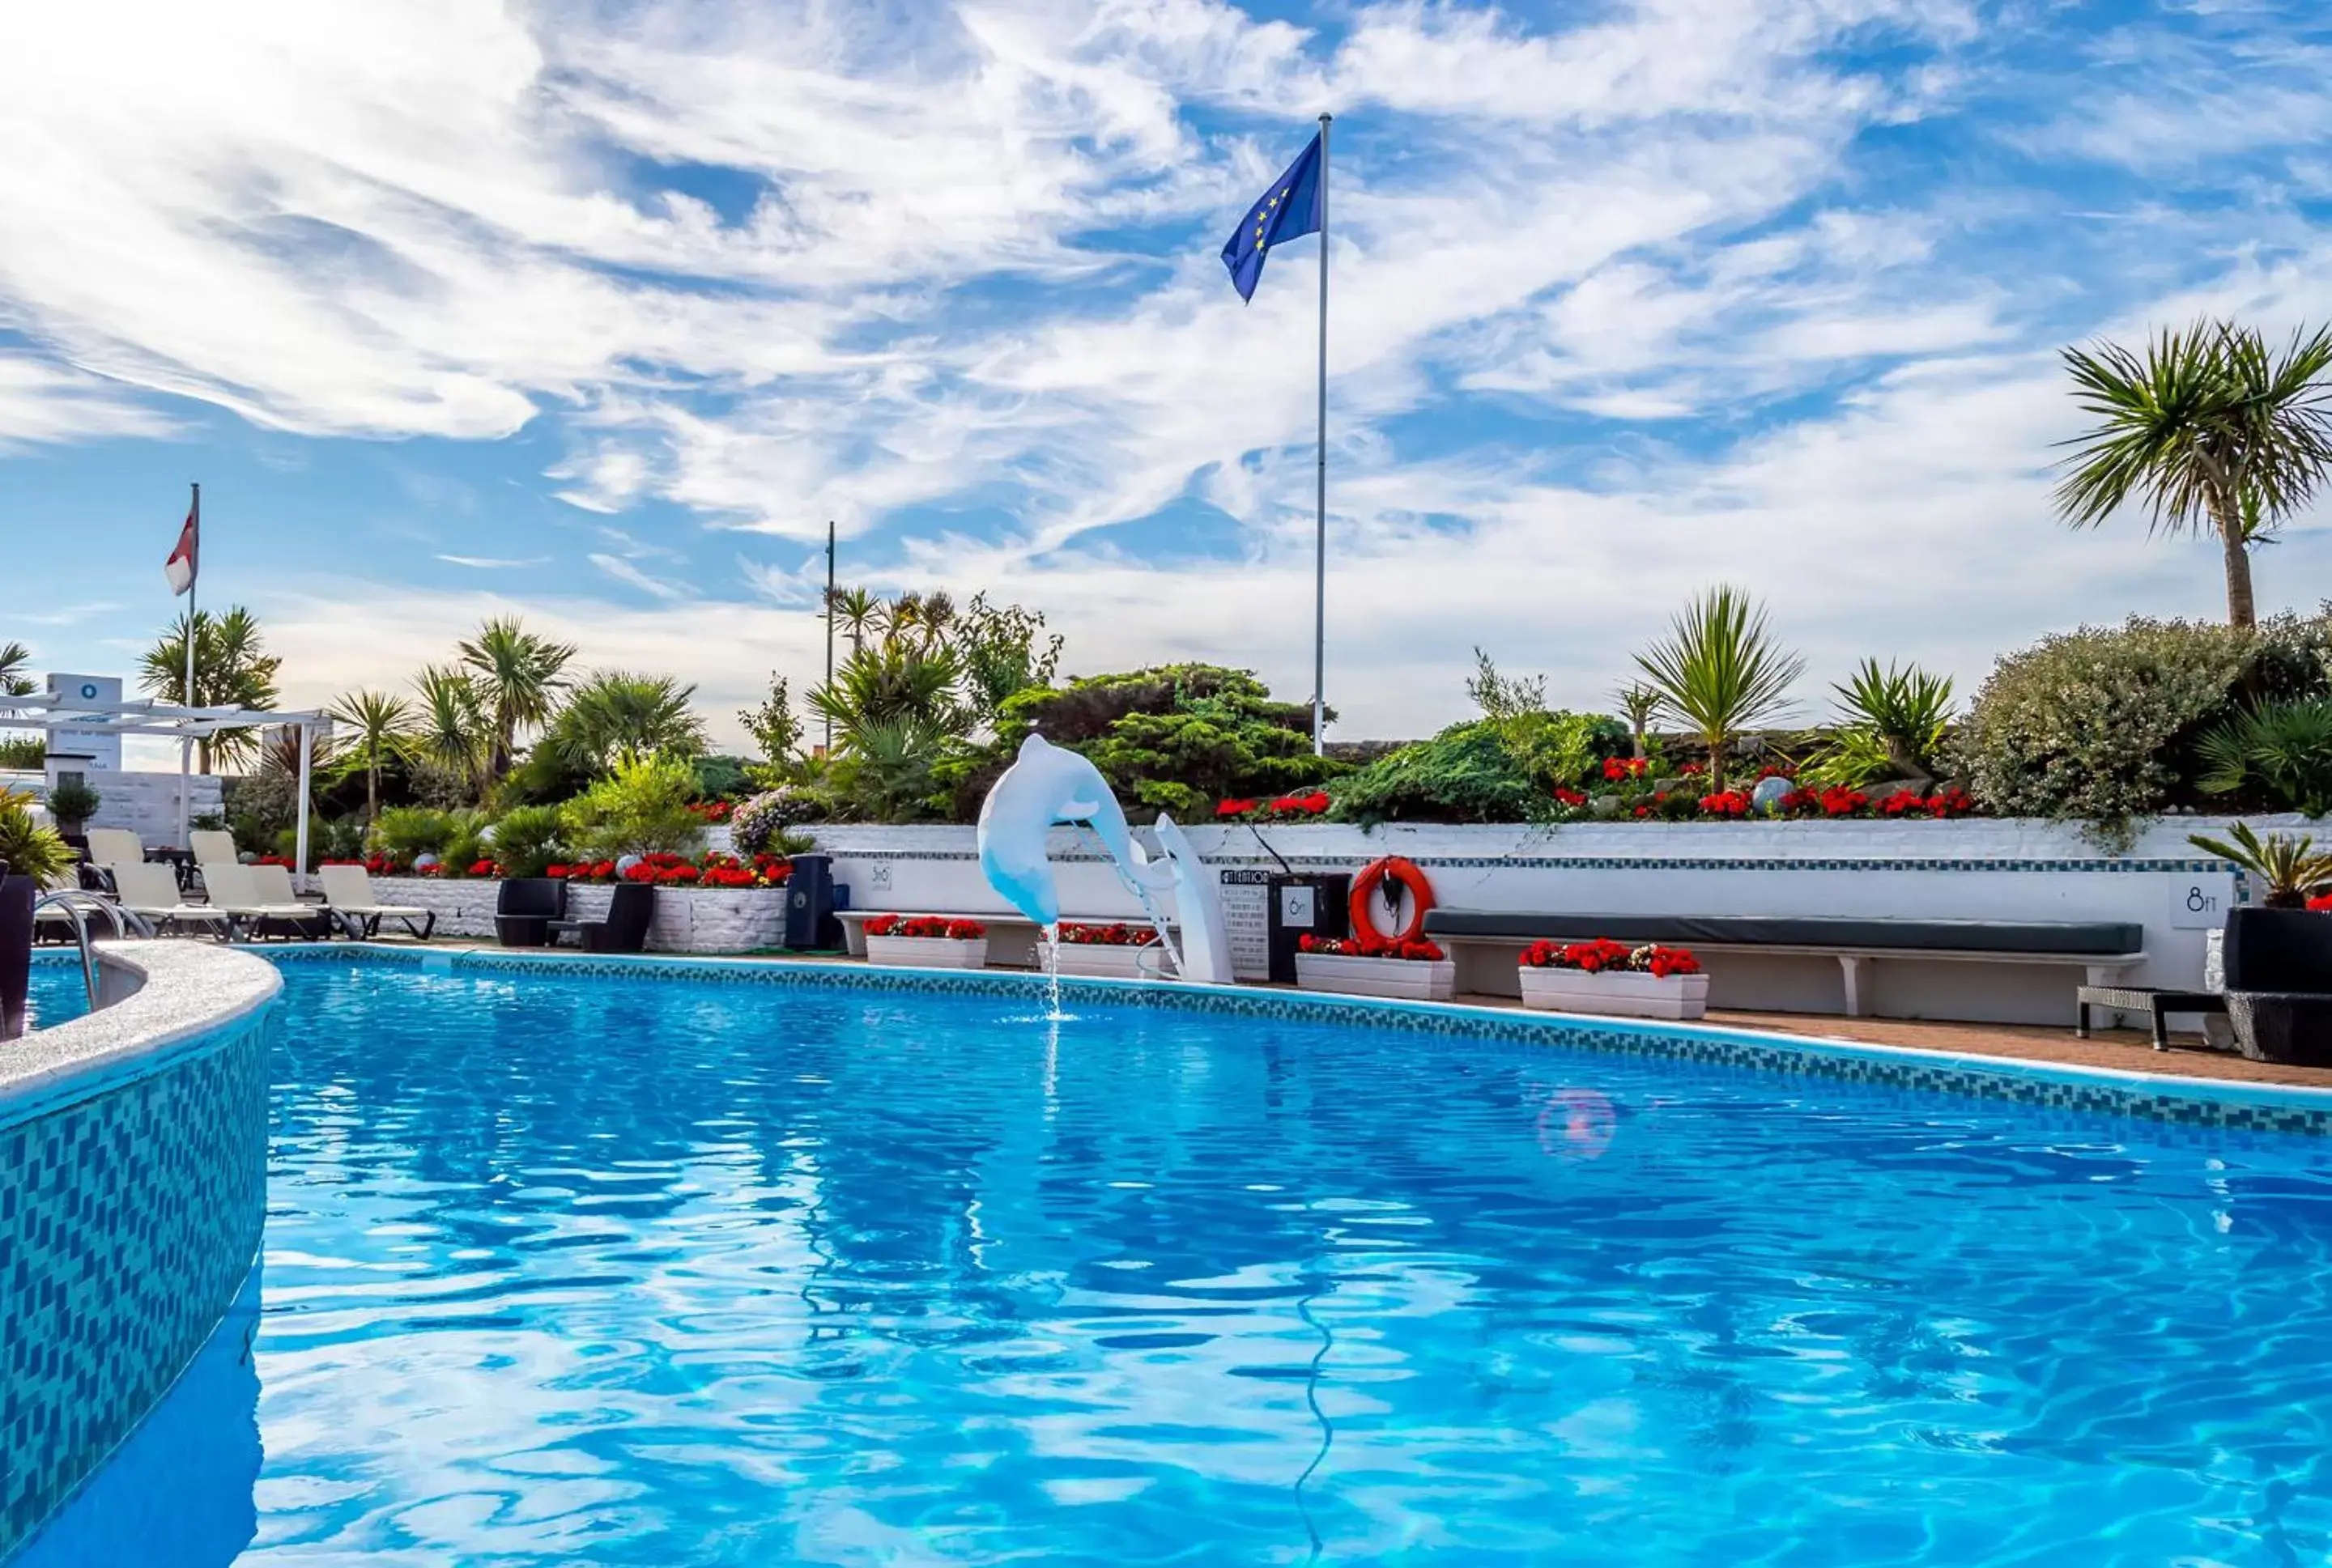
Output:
top-left (0, 1004), bottom-right (270, 1559)
top-left (263, 944), bottom-right (2332, 1137)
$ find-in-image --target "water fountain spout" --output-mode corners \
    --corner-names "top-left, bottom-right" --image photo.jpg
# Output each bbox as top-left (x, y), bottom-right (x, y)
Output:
top-left (976, 734), bottom-right (1231, 984)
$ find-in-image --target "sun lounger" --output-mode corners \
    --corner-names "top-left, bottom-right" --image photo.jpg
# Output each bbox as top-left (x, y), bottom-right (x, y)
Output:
top-left (106, 862), bottom-right (232, 939)
top-left (189, 830), bottom-right (239, 867)
top-left (86, 828), bottom-right (145, 868)
top-left (318, 865), bottom-right (436, 941)
top-left (198, 863), bottom-right (320, 941)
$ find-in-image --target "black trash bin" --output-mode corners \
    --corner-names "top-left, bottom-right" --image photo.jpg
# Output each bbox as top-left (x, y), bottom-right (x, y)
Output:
top-left (1266, 872), bottom-right (1351, 984)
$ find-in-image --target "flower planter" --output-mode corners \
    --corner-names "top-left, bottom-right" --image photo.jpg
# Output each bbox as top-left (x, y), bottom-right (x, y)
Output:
top-left (866, 935), bottom-right (989, 971)
top-left (1051, 941), bottom-right (1172, 980)
top-left (1295, 952), bottom-right (1456, 1002)
top-left (1520, 967), bottom-right (1709, 1021)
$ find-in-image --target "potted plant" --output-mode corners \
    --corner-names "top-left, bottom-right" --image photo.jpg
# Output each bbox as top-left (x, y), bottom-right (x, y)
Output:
top-left (1293, 933), bottom-right (1456, 1002)
top-left (1518, 938), bottom-right (1708, 1020)
top-left (2189, 823), bottom-right (2332, 1064)
top-left (43, 777), bottom-right (99, 839)
top-left (0, 788), bottom-right (72, 1040)
top-left (1050, 920), bottom-right (1172, 979)
top-left (864, 914), bottom-right (989, 970)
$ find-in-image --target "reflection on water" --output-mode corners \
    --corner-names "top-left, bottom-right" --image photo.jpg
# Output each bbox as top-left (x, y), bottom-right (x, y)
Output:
top-left (18, 1269), bottom-right (261, 1568)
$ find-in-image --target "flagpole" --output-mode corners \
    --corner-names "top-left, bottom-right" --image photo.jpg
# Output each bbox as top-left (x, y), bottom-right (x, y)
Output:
top-left (823, 520), bottom-right (836, 756)
top-left (179, 482), bottom-right (198, 849)
top-left (1311, 111), bottom-right (1331, 759)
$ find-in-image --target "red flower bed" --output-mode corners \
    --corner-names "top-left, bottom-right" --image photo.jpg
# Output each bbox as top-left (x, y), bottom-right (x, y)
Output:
top-left (1216, 797), bottom-right (1259, 818)
top-left (1058, 921), bottom-right (1161, 946)
top-left (543, 852), bottom-right (790, 888)
top-left (1215, 792), bottom-right (1332, 820)
top-left (1554, 787), bottom-right (1589, 808)
top-left (1520, 938), bottom-right (1700, 978)
top-left (685, 801), bottom-right (734, 823)
top-left (2309, 894), bottom-right (2332, 912)
top-left (1602, 757), bottom-right (1650, 782)
top-left (1698, 790), bottom-right (1751, 818)
top-left (865, 914), bottom-right (986, 940)
top-left (1299, 932), bottom-right (1445, 962)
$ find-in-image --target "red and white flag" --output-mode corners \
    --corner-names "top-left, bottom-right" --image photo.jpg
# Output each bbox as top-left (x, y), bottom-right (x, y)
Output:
top-left (164, 498), bottom-right (198, 596)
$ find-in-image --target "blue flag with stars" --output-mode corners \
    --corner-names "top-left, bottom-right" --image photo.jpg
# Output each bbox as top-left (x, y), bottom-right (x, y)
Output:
top-left (1221, 132), bottom-right (1322, 303)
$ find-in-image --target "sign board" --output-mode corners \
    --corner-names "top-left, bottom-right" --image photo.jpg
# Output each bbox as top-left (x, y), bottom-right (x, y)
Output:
top-left (2168, 873), bottom-right (2236, 930)
top-left (42, 672), bottom-right (121, 772)
top-left (1219, 869), bottom-right (1270, 980)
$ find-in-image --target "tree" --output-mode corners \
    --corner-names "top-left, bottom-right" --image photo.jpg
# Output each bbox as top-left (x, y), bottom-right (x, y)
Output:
top-left (1632, 586), bottom-right (1803, 793)
top-left (0, 641), bottom-right (33, 697)
top-left (738, 672), bottom-right (804, 767)
top-left (2057, 320), bottom-right (2332, 628)
top-left (457, 615), bottom-right (575, 782)
top-left (545, 672), bottom-right (708, 776)
top-left (328, 690), bottom-right (416, 823)
top-left (413, 665), bottom-right (491, 802)
top-left (138, 607), bottom-right (283, 771)
top-left (1611, 682), bottom-right (1660, 762)
top-left (828, 587), bottom-right (880, 655)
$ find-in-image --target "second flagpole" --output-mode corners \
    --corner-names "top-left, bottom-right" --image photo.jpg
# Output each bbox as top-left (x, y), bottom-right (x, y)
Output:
top-left (1311, 112), bottom-right (1331, 758)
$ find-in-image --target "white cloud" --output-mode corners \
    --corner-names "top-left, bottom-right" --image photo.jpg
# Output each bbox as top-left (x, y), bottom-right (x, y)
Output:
top-left (436, 555), bottom-right (547, 570)
top-left (0, 354), bottom-right (175, 450)
top-left (588, 553), bottom-right (688, 600)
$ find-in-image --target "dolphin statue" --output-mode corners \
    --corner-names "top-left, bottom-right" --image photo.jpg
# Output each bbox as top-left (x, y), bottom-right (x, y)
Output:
top-left (977, 733), bottom-right (1167, 928)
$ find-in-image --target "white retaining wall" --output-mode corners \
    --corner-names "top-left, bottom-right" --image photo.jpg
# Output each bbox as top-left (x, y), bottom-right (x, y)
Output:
top-left (366, 877), bottom-right (786, 954)
top-left (794, 816), bottom-right (2284, 1026)
top-left (3, 768), bottom-right (223, 849)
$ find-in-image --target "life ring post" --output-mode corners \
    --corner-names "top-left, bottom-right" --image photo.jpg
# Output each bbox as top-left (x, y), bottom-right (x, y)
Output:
top-left (1350, 856), bottom-right (1435, 945)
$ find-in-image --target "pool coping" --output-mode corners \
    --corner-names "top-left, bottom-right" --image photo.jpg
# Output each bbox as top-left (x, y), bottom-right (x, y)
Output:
top-left (221, 941), bottom-right (2332, 1136)
top-left (6, 943), bottom-right (282, 1127)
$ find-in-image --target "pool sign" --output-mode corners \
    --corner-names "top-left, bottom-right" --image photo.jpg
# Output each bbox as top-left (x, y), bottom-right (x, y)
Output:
top-left (2168, 874), bottom-right (2236, 928)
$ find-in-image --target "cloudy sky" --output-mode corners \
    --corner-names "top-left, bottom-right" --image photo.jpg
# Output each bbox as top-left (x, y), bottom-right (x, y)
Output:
top-left (2, 0), bottom-right (2329, 755)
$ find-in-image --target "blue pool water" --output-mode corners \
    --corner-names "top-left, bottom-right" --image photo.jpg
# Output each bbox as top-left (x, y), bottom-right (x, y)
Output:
top-left (23, 959), bottom-right (2332, 1565)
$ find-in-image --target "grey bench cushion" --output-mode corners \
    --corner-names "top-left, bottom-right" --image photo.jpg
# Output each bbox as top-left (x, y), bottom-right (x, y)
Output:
top-left (1420, 911), bottom-right (2143, 957)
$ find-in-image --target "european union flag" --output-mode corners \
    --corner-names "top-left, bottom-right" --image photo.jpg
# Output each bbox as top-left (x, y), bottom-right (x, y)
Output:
top-left (1220, 132), bottom-right (1322, 303)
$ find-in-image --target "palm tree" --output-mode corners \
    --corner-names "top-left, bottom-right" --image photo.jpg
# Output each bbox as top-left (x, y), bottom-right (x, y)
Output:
top-left (1611, 682), bottom-right (1660, 762)
top-left (829, 588), bottom-right (880, 655)
top-left (138, 607), bottom-right (283, 771)
top-left (457, 615), bottom-right (576, 783)
top-left (2057, 320), bottom-right (2332, 628)
top-left (1632, 586), bottom-right (1804, 793)
top-left (413, 665), bottom-right (491, 802)
top-left (329, 690), bottom-right (417, 823)
top-left (545, 672), bottom-right (709, 776)
top-left (0, 641), bottom-right (34, 697)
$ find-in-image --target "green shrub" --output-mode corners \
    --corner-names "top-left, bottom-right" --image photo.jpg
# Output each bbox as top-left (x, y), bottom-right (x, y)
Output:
top-left (488, 803), bottom-right (568, 877)
top-left (1332, 713), bottom-right (1628, 826)
top-left (1952, 613), bottom-right (2332, 830)
top-left (44, 777), bottom-right (99, 829)
top-left (223, 771), bottom-right (298, 856)
top-left (372, 805), bottom-right (460, 862)
top-left (732, 785), bottom-right (819, 856)
top-left (272, 816), bottom-right (367, 868)
top-left (560, 750), bottom-right (705, 860)
top-left (0, 735), bottom-right (44, 770)
top-left (2197, 697), bottom-right (2332, 817)
top-left (0, 788), bottom-right (71, 882)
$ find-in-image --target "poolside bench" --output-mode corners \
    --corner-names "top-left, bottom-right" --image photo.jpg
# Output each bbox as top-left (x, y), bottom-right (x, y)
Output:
top-left (1421, 911), bottom-right (2147, 1018)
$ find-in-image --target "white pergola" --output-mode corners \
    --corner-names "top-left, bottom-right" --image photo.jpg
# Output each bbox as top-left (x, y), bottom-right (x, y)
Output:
top-left (0, 694), bottom-right (333, 885)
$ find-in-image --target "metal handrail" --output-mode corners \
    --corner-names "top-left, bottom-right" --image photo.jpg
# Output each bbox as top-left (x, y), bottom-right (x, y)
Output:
top-left (31, 890), bottom-right (154, 1013)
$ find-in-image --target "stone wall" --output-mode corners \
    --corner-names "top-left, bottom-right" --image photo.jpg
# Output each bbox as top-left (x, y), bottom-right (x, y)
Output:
top-left (2, 768), bottom-right (223, 849)
top-left (367, 877), bottom-right (786, 953)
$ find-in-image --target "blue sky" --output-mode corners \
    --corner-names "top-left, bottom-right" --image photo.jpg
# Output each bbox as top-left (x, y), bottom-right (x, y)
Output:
top-left (3, 0), bottom-right (2330, 754)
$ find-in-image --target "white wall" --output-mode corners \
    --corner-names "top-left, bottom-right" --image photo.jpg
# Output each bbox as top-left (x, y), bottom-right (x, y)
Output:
top-left (796, 816), bottom-right (2275, 1026)
top-left (5, 769), bottom-right (223, 850)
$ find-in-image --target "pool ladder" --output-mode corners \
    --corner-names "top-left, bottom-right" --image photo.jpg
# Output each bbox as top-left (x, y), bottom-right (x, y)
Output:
top-left (30, 890), bottom-right (153, 1014)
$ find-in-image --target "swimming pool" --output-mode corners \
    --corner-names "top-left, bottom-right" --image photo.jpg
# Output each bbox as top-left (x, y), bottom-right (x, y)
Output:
top-left (21, 955), bottom-right (2332, 1565)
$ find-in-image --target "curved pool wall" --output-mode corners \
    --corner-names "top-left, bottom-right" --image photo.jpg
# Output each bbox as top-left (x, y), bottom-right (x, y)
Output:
top-left (0, 943), bottom-right (276, 1558)
top-left (281, 943), bottom-right (2332, 1134)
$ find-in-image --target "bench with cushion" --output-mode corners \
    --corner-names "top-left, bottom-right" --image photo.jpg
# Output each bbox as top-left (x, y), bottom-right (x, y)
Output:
top-left (1421, 911), bottom-right (2147, 1018)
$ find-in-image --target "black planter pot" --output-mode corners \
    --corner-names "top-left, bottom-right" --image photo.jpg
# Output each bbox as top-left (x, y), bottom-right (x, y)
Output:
top-left (2220, 907), bottom-right (2332, 1064)
top-left (1, 869), bottom-right (32, 1043)
top-left (2222, 907), bottom-right (2332, 992)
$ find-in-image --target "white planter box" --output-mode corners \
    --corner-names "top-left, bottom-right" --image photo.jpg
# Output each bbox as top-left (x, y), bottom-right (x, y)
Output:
top-left (1295, 953), bottom-right (1457, 1002)
top-left (1519, 967), bottom-right (1709, 1020)
top-left (1051, 942), bottom-right (1173, 980)
top-left (866, 935), bottom-right (990, 970)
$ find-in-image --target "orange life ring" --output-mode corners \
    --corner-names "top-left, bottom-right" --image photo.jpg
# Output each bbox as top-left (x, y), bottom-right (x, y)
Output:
top-left (1351, 856), bottom-right (1434, 945)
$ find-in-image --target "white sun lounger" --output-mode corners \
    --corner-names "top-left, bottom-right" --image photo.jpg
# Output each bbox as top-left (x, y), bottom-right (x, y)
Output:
top-left (86, 827), bottom-right (145, 868)
top-left (198, 863), bottom-right (317, 941)
top-left (105, 861), bottom-right (232, 939)
top-left (189, 829), bottom-right (240, 867)
top-left (317, 865), bottom-right (436, 941)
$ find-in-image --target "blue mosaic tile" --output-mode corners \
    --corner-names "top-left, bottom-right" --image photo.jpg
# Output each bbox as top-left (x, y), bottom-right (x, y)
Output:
top-left (0, 1009), bottom-right (271, 1557)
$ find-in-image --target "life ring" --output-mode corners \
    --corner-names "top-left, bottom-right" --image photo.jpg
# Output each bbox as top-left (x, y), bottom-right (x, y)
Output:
top-left (1351, 856), bottom-right (1434, 945)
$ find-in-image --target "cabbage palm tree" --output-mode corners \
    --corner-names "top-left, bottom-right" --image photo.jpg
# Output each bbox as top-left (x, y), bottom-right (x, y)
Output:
top-left (2057, 320), bottom-right (2332, 628)
top-left (413, 665), bottom-right (491, 802)
top-left (329, 689), bottom-right (417, 823)
top-left (138, 607), bottom-right (282, 771)
top-left (545, 672), bottom-right (708, 776)
top-left (1632, 586), bottom-right (1803, 793)
top-left (0, 641), bottom-right (33, 697)
top-left (457, 615), bottom-right (575, 783)
top-left (828, 587), bottom-right (880, 655)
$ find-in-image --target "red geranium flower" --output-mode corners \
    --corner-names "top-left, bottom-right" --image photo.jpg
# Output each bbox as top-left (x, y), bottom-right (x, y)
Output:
top-left (1216, 797), bottom-right (1260, 818)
